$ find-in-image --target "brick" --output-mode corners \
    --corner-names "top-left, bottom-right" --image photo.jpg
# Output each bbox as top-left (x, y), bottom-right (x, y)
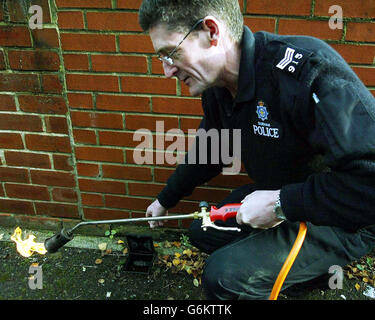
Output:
top-left (346, 22), bottom-right (375, 42)
top-left (96, 94), bottom-right (150, 112)
top-left (152, 97), bottom-right (203, 116)
top-left (81, 193), bottom-right (104, 206)
top-left (246, 0), bottom-right (311, 15)
top-left (244, 17), bottom-right (276, 33)
top-left (0, 199), bottom-right (35, 215)
top-left (152, 57), bottom-right (164, 75)
top-left (0, 133), bottom-right (23, 149)
top-left (71, 111), bottom-right (123, 129)
top-left (53, 154), bottom-right (73, 171)
top-left (0, 167), bottom-right (29, 183)
top-left (5, 151), bottom-right (51, 170)
top-left (352, 66), bottom-right (375, 86)
top-left (117, 0), bottom-right (142, 9)
top-left (330, 44), bottom-right (375, 64)
top-left (119, 35), bottom-right (155, 53)
top-left (31, 28), bottom-right (59, 48)
top-left (42, 74), bottom-right (63, 93)
top-left (0, 73), bottom-right (40, 93)
top-left (57, 11), bottom-right (84, 29)
top-left (180, 117), bottom-right (202, 133)
top-left (25, 134), bottom-right (72, 153)
top-left (8, 50), bottom-right (60, 71)
top-left (0, 51), bottom-right (5, 70)
top-left (67, 93), bottom-right (93, 109)
top-left (75, 146), bottom-right (124, 163)
top-left (31, 170), bottom-right (76, 187)
top-left (0, 26), bottom-right (31, 47)
top-left (52, 187), bottom-right (78, 203)
top-left (128, 182), bottom-right (164, 197)
top-left (105, 195), bottom-right (150, 211)
top-left (35, 202), bottom-right (79, 218)
top-left (87, 12), bottom-right (142, 32)
top-left (66, 74), bottom-right (119, 92)
top-left (5, 183), bottom-right (50, 201)
top-left (121, 76), bottom-right (176, 95)
top-left (77, 163), bottom-right (99, 177)
top-left (18, 95), bottom-right (67, 114)
top-left (98, 131), bottom-right (139, 147)
top-left (314, 0), bottom-right (375, 18)
top-left (154, 167), bottom-right (174, 183)
top-left (91, 55), bottom-right (147, 73)
top-left (61, 33), bottom-right (116, 52)
top-left (278, 19), bottom-right (343, 40)
top-left (0, 114), bottom-right (43, 131)
top-left (0, 94), bottom-right (16, 111)
top-left (73, 129), bottom-right (97, 144)
top-left (63, 54), bottom-right (89, 71)
top-left (83, 207), bottom-right (129, 221)
top-left (102, 165), bottom-right (152, 181)
top-left (125, 114), bottom-right (179, 131)
top-left (79, 178), bottom-right (126, 194)
top-left (56, 0), bottom-right (112, 8)
top-left (45, 116), bottom-right (69, 134)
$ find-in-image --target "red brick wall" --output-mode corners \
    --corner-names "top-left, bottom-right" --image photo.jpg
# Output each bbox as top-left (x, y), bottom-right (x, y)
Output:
top-left (0, 0), bottom-right (374, 230)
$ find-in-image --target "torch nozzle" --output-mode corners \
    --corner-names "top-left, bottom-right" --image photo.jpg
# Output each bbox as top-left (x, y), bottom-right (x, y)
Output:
top-left (44, 228), bottom-right (74, 253)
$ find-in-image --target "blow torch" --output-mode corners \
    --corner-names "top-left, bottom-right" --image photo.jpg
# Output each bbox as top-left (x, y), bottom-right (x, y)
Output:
top-left (44, 201), bottom-right (241, 254)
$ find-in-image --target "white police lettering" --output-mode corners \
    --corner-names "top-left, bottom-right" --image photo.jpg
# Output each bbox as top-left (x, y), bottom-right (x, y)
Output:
top-left (253, 125), bottom-right (279, 139)
top-left (276, 47), bottom-right (304, 74)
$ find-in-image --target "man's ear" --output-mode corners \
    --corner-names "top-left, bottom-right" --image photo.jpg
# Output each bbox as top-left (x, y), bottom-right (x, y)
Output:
top-left (202, 16), bottom-right (219, 46)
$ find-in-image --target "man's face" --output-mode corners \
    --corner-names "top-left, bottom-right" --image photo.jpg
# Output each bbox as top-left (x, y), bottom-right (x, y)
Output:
top-left (150, 23), bottom-right (222, 97)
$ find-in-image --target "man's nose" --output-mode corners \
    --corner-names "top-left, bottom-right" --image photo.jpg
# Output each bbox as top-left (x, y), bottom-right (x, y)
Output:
top-left (163, 62), bottom-right (178, 78)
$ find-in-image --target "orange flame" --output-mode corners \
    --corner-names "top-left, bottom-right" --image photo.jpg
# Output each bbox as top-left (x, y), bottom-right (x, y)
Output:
top-left (11, 227), bottom-right (47, 257)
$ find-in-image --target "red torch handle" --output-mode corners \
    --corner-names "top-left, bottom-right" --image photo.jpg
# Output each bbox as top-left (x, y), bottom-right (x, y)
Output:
top-left (209, 203), bottom-right (242, 222)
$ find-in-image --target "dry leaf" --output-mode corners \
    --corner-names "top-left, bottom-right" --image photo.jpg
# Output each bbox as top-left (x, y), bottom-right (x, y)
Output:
top-left (154, 243), bottom-right (160, 248)
top-left (172, 241), bottom-right (181, 248)
top-left (98, 279), bottom-right (105, 284)
top-left (117, 240), bottom-right (124, 245)
top-left (98, 243), bottom-right (107, 251)
top-left (172, 258), bottom-right (180, 266)
top-left (123, 248), bottom-right (128, 255)
top-left (355, 283), bottom-right (361, 291)
top-left (95, 258), bottom-right (103, 265)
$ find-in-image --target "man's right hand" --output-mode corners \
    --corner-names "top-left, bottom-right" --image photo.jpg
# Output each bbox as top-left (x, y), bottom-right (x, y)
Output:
top-left (145, 199), bottom-right (168, 228)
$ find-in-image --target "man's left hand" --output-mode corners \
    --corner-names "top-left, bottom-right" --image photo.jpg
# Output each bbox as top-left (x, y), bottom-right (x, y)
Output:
top-left (236, 190), bottom-right (284, 229)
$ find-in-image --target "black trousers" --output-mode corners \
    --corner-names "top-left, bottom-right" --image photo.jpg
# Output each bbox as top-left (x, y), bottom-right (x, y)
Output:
top-left (188, 184), bottom-right (375, 299)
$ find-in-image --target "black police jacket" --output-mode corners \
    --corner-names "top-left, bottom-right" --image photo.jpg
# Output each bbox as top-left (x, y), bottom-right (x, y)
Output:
top-left (157, 26), bottom-right (375, 231)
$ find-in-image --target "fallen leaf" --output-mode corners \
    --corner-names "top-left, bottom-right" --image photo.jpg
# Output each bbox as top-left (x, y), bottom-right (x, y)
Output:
top-left (172, 241), bottom-right (181, 248)
top-left (355, 283), bottom-right (361, 291)
top-left (172, 258), bottom-right (180, 266)
top-left (117, 240), bottom-right (124, 245)
top-left (98, 243), bottom-right (107, 251)
top-left (95, 259), bottom-right (103, 265)
top-left (98, 279), bottom-right (105, 284)
top-left (154, 243), bottom-right (160, 248)
top-left (123, 248), bottom-right (128, 255)
top-left (193, 278), bottom-right (199, 287)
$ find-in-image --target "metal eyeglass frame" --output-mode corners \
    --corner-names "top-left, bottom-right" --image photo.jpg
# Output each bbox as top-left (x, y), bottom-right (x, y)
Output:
top-left (158, 19), bottom-right (204, 66)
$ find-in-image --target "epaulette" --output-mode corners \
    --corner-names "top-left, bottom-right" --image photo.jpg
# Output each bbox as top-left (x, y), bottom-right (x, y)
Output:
top-left (274, 43), bottom-right (314, 81)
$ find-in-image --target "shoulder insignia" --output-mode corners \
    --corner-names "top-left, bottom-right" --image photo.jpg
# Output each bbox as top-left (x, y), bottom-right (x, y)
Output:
top-left (275, 44), bottom-right (312, 79)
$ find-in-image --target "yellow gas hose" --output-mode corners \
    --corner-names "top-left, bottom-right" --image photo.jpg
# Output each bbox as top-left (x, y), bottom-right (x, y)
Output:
top-left (269, 222), bottom-right (307, 300)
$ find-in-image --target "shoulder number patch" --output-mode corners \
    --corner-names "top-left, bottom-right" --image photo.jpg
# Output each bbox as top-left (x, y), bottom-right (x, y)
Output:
top-left (275, 45), bottom-right (311, 78)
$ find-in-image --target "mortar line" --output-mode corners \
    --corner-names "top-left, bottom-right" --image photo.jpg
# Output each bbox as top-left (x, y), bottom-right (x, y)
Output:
top-left (50, 0), bottom-right (84, 220)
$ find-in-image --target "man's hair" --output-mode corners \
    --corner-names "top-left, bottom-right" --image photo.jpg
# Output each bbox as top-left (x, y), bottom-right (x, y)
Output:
top-left (139, 0), bottom-right (244, 44)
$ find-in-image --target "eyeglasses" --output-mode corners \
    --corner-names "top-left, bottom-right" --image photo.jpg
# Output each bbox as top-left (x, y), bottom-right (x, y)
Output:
top-left (158, 19), bottom-right (204, 66)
